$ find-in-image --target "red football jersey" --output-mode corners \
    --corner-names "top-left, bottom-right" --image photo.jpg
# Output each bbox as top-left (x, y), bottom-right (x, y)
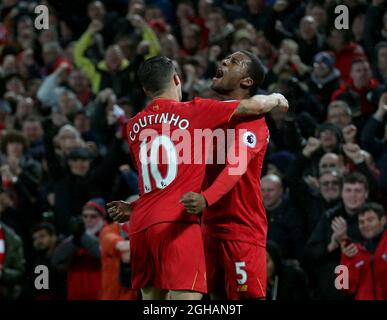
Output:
top-left (202, 117), bottom-right (269, 247)
top-left (126, 97), bottom-right (240, 235)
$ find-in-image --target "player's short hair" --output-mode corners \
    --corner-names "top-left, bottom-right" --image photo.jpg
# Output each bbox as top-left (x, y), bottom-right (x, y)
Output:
top-left (137, 56), bottom-right (175, 97)
top-left (358, 202), bottom-right (385, 219)
top-left (239, 50), bottom-right (266, 96)
top-left (343, 172), bottom-right (368, 191)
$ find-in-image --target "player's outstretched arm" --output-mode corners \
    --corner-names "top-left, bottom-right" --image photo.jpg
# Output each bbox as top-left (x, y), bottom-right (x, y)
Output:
top-left (233, 93), bottom-right (289, 118)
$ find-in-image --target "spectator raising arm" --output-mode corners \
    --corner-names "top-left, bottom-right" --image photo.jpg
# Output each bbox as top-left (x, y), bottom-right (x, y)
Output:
top-left (74, 20), bottom-right (104, 94)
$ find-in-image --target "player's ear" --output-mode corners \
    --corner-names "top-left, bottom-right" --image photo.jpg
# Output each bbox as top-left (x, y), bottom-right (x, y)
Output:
top-left (173, 73), bottom-right (181, 87)
top-left (240, 77), bottom-right (253, 90)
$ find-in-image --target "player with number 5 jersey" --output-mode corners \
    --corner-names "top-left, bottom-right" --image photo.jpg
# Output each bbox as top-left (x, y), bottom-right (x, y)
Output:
top-left (181, 51), bottom-right (274, 300)
top-left (116, 56), bottom-right (288, 300)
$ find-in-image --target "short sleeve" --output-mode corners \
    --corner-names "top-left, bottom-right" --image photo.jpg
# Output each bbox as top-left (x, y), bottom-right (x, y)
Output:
top-left (189, 98), bottom-right (240, 130)
top-left (233, 118), bottom-right (269, 156)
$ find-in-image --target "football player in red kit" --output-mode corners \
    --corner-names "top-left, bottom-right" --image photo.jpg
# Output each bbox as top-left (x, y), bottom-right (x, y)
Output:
top-left (108, 56), bottom-right (288, 300)
top-left (181, 51), bottom-right (271, 300)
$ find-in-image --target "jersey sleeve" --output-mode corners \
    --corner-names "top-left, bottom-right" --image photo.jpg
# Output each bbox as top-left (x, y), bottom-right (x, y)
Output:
top-left (202, 119), bottom-right (269, 206)
top-left (190, 98), bottom-right (240, 130)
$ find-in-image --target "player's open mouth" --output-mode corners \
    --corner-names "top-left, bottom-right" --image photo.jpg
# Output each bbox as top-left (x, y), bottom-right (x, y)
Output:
top-left (213, 68), bottom-right (224, 80)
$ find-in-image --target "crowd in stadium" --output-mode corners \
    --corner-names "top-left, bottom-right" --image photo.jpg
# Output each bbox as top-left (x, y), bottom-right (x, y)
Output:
top-left (0, 0), bottom-right (386, 300)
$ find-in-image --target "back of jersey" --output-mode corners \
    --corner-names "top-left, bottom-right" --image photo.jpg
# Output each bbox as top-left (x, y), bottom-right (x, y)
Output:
top-left (126, 97), bottom-right (239, 235)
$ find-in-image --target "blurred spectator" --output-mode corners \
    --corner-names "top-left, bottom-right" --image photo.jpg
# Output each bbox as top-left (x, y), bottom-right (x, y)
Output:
top-left (51, 198), bottom-right (106, 300)
top-left (272, 39), bottom-right (310, 78)
top-left (305, 172), bottom-right (369, 299)
top-left (0, 130), bottom-right (42, 221)
top-left (180, 24), bottom-right (202, 57)
top-left (295, 15), bottom-right (326, 65)
top-left (288, 147), bottom-right (343, 235)
top-left (306, 51), bottom-right (340, 116)
top-left (21, 116), bottom-right (44, 162)
top-left (360, 92), bottom-right (387, 207)
top-left (266, 241), bottom-right (310, 300)
top-left (326, 100), bottom-right (353, 130)
top-left (340, 202), bottom-right (387, 300)
top-left (328, 29), bottom-right (365, 81)
top-left (86, 1), bottom-right (120, 48)
top-left (74, 19), bottom-right (150, 107)
top-left (261, 174), bottom-right (306, 260)
top-left (332, 58), bottom-right (379, 122)
top-left (373, 42), bottom-right (387, 85)
top-left (100, 194), bottom-right (140, 300)
top-left (0, 209), bottom-right (25, 300)
top-left (363, 0), bottom-right (387, 59)
top-left (22, 223), bottom-right (66, 300)
top-left (47, 144), bottom-right (121, 235)
top-left (361, 92), bottom-right (387, 163)
top-left (206, 8), bottom-right (234, 53)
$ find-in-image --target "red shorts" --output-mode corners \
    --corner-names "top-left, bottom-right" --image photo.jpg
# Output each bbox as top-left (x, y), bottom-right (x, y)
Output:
top-left (204, 234), bottom-right (267, 299)
top-left (130, 222), bottom-right (207, 294)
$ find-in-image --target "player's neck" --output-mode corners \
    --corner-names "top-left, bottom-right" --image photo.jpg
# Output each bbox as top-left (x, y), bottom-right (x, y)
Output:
top-left (152, 89), bottom-right (180, 102)
top-left (221, 90), bottom-right (250, 100)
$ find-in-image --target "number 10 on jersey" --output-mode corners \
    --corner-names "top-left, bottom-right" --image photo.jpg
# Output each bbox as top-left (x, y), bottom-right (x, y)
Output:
top-left (140, 135), bottom-right (178, 193)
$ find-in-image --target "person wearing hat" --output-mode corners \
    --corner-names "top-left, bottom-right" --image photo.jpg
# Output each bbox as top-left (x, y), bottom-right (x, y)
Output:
top-left (46, 120), bottom-right (123, 236)
top-left (306, 51), bottom-right (341, 116)
top-left (51, 198), bottom-right (107, 300)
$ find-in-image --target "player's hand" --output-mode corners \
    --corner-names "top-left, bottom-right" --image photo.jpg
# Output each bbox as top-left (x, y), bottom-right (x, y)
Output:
top-left (264, 93), bottom-right (289, 113)
top-left (107, 200), bottom-right (132, 222)
top-left (273, 93), bottom-right (289, 113)
top-left (180, 192), bottom-right (207, 214)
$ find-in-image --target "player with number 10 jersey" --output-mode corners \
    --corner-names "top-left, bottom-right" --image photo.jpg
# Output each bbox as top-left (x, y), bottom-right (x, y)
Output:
top-left (125, 56), bottom-right (288, 299)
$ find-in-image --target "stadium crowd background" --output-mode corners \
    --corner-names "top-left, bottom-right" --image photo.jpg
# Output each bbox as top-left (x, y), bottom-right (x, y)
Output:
top-left (0, 0), bottom-right (386, 300)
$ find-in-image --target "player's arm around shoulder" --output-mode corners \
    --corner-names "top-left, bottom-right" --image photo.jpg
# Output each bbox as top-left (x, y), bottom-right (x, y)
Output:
top-left (234, 93), bottom-right (289, 118)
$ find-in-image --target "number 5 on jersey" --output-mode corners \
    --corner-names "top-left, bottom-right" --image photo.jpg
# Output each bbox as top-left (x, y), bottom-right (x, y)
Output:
top-left (235, 261), bottom-right (247, 285)
top-left (140, 135), bottom-right (178, 193)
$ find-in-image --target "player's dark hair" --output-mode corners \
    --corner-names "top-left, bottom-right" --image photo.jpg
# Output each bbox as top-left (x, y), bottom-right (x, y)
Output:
top-left (358, 202), bottom-right (385, 219)
top-left (137, 56), bottom-right (175, 97)
top-left (239, 50), bottom-right (266, 96)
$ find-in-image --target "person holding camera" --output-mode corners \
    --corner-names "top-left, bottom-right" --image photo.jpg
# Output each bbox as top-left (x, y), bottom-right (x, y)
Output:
top-left (51, 198), bottom-right (106, 300)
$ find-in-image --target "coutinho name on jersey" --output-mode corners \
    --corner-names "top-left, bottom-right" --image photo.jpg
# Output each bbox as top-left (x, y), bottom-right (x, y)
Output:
top-left (127, 112), bottom-right (251, 175)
